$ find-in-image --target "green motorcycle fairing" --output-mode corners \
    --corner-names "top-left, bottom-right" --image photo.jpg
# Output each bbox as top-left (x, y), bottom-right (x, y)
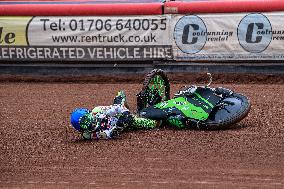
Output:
top-left (140, 87), bottom-right (221, 128)
top-left (154, 96), bottom-right (209, 121)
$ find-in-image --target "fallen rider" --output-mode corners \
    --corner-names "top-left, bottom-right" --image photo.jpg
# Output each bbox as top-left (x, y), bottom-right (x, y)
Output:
top-left (70, 91), bottom-right (159, 140)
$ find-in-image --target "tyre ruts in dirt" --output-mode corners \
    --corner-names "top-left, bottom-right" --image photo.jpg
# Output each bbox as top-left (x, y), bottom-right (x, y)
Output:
top-left (0, 81), bottom-right (283, 188)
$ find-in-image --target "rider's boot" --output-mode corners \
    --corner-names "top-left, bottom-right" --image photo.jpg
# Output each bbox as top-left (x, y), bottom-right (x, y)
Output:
top-left (131, 116), bottom-right (161, 129)
top-left (113, 90), bottom-right (129, 109)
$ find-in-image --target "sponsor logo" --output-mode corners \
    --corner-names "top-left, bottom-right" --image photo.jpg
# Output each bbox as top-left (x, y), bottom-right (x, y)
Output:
top-left (174, 15), bottom-right (207, 54)
top-left (0, 17), bottom-right (31, 46)
top-left (0, 27), bottom-right (16, 45)
top-left (237, 13), bottom-right (272, 53)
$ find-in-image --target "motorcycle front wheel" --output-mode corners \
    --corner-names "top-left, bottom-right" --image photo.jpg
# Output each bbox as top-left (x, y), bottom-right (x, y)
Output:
top-left (137, 69), bottom-right (170, 112)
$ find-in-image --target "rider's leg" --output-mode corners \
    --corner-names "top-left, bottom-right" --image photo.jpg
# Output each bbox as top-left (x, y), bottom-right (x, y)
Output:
top-left (131, 115), bottom-right (161, 129)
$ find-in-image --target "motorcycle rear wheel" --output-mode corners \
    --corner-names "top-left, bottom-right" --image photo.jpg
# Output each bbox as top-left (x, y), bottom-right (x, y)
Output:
top-left (201, 93), bottom-right (251, 130)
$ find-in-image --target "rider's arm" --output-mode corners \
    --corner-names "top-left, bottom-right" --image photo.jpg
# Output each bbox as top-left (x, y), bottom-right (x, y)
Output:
top-left (78, 108), bottom-right (118, 140)
top-left (102, 105), bottom-right (159, 130)
top-left (105, 105), bottom-right (129, 117)
top-left (93, 110), bottom-right (124, 140)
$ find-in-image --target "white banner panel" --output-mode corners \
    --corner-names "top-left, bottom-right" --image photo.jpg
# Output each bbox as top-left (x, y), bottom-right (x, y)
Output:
top-left (172, 12), bottom-right (284, 60)
top-left (0, 15), bottom-right (172, 61)
top-left (28, 16), bottom-right (170, 46)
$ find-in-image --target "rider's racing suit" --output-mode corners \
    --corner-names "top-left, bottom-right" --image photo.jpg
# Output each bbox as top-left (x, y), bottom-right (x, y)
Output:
top-left (81, 91), bottom-right (158, 140)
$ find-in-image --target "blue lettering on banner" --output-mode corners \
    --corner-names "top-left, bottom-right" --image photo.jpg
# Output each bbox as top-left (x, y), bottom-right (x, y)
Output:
top-left (174, 15), bottom-right (207, 54)
top-left (237, 13), bottom-right (272, 53)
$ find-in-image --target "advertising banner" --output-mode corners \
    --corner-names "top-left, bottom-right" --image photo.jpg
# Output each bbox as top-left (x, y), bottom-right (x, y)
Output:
top-left (172, 12), bottom-right (284, 61)
top-left (3, 12), bottom-right (284, 62)
top-left (0, 15), bottom-right (172, 61)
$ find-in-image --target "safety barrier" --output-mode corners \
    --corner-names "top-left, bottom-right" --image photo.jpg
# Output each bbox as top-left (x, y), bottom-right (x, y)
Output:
top-left (0, 1), bottom-right (163, 16)
top-left (1, 0), bottom-right (284, 62)
top-left (1, 0), bottom-right (284, 15)
top-left (164, 0), bottom-right (284, 14)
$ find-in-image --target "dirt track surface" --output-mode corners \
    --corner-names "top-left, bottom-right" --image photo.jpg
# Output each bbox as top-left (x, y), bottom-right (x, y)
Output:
top-left (0, 78), bottom-right (284, 188)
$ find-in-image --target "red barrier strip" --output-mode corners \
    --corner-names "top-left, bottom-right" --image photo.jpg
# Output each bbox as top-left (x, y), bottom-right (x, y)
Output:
top-left (0, 0), bottom-right (155, 1)
top-left (0, 0), bottom-right (159, 3)
top-left (0, 3), bottom-right (162, 16)
top-left (165, 0), bottom-right (284, 14)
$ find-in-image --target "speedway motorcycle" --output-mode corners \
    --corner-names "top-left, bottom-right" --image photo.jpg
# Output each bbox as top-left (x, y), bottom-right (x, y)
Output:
top-left (137, 69), bottom-right (251, 130)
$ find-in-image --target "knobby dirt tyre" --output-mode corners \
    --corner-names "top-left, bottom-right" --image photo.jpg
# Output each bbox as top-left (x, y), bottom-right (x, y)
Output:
top-left (137, 69), bottom-right (170, 112)
top-left (202, 93), bottom-right (251, 130)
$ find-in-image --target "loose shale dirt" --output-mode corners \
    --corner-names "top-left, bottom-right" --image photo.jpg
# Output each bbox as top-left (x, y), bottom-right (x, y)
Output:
top-left (0, 73), bottom-right (283, 188)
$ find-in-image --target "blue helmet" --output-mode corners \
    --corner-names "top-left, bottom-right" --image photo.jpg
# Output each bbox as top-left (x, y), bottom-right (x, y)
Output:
top-left (70, 108), bottom-right (93, 131)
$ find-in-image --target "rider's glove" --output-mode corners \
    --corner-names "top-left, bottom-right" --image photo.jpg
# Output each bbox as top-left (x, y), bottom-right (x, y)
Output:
top-left (96, 130), bottom-right (109, 139)
top-left (82, 131), bottom-right (93, 140)
top-left (109, 126), bottom-right (123, 139)
top-left (116, 111), bottom-right (133, 129)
